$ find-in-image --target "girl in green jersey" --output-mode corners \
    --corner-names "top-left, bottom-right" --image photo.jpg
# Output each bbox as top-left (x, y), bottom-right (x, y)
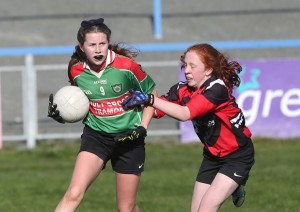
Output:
top-left (48, 18), bottom-right (156, 212)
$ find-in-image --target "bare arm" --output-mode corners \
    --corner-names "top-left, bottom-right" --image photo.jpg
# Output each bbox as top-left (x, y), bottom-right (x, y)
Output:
top-left (152, 96), bottom-right (191, 121)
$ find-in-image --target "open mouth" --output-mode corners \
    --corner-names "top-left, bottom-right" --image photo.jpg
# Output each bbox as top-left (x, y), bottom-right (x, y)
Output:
top-left (94, 55), bottom-right (103, 60)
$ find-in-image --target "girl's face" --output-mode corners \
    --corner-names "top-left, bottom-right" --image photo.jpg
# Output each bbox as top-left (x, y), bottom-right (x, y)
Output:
top-left (80, 32), bottom-right (109, 68)
top-left (182, 51), bottom-right (212, 89)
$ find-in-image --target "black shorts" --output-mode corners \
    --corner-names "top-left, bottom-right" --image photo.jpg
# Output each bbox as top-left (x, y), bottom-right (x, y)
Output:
top-left (196, 141), bottom-right (255, 185)
top-left (79, 125), bottom-right (146, 174)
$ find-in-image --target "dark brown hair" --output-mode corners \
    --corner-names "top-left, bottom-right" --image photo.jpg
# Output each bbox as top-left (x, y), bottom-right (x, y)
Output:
top-left (68, 18), bottom-right (139, 71)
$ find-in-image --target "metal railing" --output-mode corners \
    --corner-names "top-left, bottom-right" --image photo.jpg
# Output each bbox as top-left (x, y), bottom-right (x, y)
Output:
top-left (2, 38), bottom-right (300, 148)
top-left (0, 55), bottom-right (180, 148)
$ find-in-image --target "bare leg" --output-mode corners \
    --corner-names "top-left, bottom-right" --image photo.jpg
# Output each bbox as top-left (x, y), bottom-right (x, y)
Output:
top-left (55, 151), bottom-right (104, 212)
top-left (115, 173), bottom-right (141, 212)
top-left (197, 173), bottom-right (239, 212)
top-left (191, 182), bottom-right (210, 212)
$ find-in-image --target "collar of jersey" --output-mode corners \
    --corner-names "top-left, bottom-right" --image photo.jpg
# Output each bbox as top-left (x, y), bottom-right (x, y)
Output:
top-left (84, 49), bottom-right (116, 77)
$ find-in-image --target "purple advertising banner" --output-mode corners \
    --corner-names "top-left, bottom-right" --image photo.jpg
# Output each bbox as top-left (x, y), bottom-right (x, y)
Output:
top-left (180, 58), bottom-right (300, 143)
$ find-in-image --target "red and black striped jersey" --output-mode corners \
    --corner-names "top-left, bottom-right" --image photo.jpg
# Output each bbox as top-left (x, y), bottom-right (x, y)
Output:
top-left (156, 75), bottom-right (252, 157)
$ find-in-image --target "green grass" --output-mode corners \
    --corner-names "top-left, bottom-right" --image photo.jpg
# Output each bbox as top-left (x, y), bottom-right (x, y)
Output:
top-left (0, 138), bottom-right (299, 212)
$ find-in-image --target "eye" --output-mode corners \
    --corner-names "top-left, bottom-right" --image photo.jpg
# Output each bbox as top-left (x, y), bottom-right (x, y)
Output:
top-left (100, 41), bottom-right (108, 46)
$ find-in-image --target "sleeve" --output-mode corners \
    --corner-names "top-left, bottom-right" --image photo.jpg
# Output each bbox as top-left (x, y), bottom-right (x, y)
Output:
top-left (186, 94), bottom-right (216, 119)
top-left (68, 63), bottom-right (85, 86)
top-left (186, 83), bottom-right (229, 119)
top-left (67, 63), bottom-right (74, 85)
top-left (130, 61), bottom-right (156, 94)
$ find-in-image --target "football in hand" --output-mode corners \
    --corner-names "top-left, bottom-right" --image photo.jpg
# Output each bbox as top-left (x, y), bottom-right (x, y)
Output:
top-left (53, 86), bottom-right (89, 123)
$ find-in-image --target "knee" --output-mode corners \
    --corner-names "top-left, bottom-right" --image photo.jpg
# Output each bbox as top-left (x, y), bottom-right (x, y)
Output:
top-left (198, 199), bottom-right (221, 212)
top-left (65, 186), bottom-right (84, 203)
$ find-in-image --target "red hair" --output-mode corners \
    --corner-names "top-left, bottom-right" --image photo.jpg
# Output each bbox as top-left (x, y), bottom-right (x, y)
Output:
top-left (180, 43), bottom-right (242, 91)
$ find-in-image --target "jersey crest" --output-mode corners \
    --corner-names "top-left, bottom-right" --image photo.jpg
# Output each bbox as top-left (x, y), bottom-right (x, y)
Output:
top-left (111, 83), bottom-right (122, 93)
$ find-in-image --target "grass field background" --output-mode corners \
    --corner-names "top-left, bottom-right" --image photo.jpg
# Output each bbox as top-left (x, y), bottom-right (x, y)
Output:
top-left (0, 138), bottom-right (299, 212)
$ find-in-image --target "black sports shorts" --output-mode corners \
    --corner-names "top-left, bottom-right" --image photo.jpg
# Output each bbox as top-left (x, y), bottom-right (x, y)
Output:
top-left (79, 125), bottom-right (146, 174)
top-left (196, 141), bottom-right (255, 185)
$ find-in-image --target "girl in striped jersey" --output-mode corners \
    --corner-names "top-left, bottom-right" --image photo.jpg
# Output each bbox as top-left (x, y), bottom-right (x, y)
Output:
top-left (122, 44), bottom-right (255, 212)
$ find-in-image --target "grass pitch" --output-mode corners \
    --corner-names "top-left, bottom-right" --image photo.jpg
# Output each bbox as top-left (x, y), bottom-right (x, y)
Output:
top-left (0, 138), bottom-right (299, 211)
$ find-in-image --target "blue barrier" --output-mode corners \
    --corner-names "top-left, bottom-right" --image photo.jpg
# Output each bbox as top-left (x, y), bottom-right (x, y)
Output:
top-left (1, 39), bottom-right (300, 57)
top-left (153, 0), bottom-right (162, 39)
